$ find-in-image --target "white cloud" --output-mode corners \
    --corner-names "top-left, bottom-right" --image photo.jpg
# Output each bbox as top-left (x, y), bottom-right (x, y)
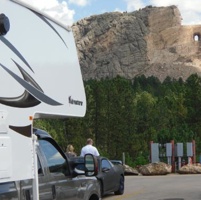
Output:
top-left (68, 0), bottom-right (91, 7)
top-left (20, 0), bottom-right (75, 25)
top-left (114, 8), bottom-right (123, 13)
top-left (19, 0), bottom-right (201, 26)
top-left (124, 0), bottom-right (146, 11)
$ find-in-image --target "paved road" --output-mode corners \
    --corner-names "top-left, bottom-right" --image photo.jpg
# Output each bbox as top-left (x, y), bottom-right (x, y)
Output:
top-left (103, 174), bottom-right (201, 200)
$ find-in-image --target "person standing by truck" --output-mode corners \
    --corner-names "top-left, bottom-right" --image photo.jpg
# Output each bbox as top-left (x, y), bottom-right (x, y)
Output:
top-left (80, 138), bottom-right (100, 156)
top-left (66, 144), bottom-right (77, 158)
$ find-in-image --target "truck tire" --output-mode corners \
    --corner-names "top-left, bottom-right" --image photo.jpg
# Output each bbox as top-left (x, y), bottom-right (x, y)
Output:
top-left (114, 176), bottom-right (124, 195)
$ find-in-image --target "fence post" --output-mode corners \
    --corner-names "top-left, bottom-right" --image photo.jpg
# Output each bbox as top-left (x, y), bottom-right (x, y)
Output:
top-left (122, 152), bottom-right (125, 165)
top-left (171, 140), bottom-right (175, 173)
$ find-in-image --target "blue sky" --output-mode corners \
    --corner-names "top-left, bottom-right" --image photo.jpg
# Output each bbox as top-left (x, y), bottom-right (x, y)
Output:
top-left (22, 0), bottom-right (201, 26)
top-left (67, 0), bottom-right (127, 22)
top-left (69, 0), bottom-right (126, 21)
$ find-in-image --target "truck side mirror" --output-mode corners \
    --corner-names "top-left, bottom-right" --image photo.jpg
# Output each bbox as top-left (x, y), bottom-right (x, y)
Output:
top-left (84, 154), bottom-right (98, 176)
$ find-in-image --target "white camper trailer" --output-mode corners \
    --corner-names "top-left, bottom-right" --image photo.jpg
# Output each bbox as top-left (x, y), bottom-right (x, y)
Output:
top-left (0, 0), bottom-right (86, 183)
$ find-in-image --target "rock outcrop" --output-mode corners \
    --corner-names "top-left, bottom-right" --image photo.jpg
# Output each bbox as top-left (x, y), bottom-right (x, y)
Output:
top-left (178, 164), bottom-right (201, 174)
top-left (72, 5), bottom-right (201, 81)
top-left (138, 162), bottom-right (172, 175)
top-left (123, 164), bottom-right (139, 175)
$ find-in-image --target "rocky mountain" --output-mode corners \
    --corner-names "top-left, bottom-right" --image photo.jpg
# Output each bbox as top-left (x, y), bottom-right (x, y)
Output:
top-left (72, 5), bottom-right (201, 81)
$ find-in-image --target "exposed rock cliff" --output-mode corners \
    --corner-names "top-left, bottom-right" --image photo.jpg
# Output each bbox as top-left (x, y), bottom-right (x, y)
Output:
top-left (72, 5), bottom-right (201, 81)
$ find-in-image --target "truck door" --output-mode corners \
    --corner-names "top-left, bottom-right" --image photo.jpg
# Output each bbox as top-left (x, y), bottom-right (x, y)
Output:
top-left (21, 156), bottom-right (53, 200)
top-left (37, 152), bottom-right (55, 200)
top-left (38, 139), bottom-right (80, 200)
top-left (100, 158), bottom-right (116, 192)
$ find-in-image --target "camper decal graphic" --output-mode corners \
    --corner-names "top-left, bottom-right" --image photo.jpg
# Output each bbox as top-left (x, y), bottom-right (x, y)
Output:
top-left (0, 37), bottom-right (34, 72)
top-left (10, 125), bottom-right (32, 137)
top-left (0, 9), bottom-right (70, 109)
top-left (32, 11), bottom-right (68, 48)
top-left (0, 61), bottom-right (62, 107)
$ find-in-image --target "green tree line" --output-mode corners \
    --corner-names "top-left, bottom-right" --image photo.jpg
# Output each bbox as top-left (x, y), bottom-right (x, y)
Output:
top-left (34, 73), bottom-right (201, 167)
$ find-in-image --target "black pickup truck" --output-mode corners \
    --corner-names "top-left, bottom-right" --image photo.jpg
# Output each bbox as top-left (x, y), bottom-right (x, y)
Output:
top-left (0, 128), bottom-right (101, 200)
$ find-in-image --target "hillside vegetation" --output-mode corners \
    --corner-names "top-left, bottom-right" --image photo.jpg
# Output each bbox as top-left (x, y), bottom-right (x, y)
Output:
top-left (34, 74), bottom-right (201, 166)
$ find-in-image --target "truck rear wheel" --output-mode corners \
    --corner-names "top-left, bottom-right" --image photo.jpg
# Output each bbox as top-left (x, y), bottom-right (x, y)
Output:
top-left (114, 176), bottom-right (124, 195)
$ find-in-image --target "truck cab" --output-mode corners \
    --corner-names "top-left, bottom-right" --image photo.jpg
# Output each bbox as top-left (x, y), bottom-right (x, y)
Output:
top-left (0, 128), bottom-right (101, 200)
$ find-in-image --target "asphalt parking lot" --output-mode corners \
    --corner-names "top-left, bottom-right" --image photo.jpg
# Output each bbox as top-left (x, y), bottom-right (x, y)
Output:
top-left (103, 174), bottom-right (201, 200)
